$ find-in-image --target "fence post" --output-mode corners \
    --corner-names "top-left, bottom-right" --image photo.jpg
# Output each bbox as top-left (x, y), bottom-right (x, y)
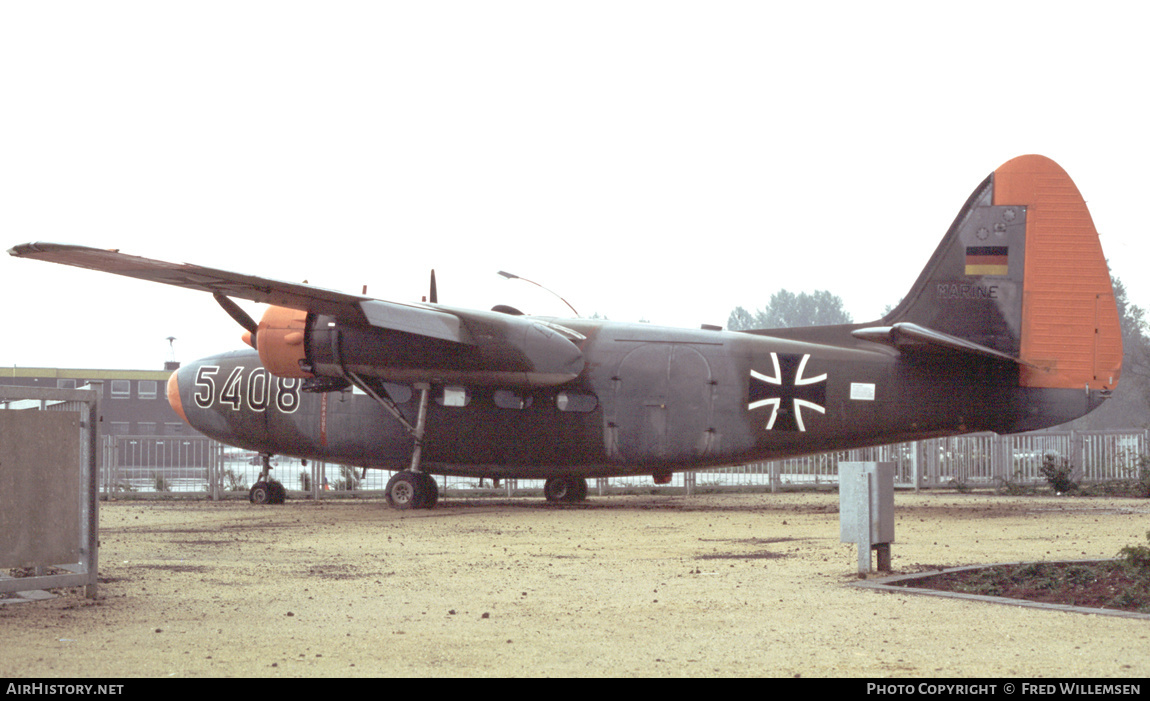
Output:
top-left (1070, 429), bottom-right (1083, 478)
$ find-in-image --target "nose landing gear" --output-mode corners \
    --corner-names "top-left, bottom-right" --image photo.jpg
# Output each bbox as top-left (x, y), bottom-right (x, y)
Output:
top-left (249, 453), bottom-right (286, 504)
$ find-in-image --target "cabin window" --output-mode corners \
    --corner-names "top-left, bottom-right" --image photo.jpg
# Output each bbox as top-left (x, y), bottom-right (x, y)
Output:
top-left (494, 390), bottom-right (533, 410)
top-left (110, 380), bottom-right (131, 398)
top-left (436, 386), bottom-right (470, 407)
top-left (139, 380), bottom-right (158, 399)
top-left (556, 391), bottom-right (597, 413)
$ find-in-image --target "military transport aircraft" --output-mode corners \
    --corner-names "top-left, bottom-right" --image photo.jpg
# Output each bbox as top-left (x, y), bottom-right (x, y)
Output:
top-left (10, 155), bottom-right (1123, 510)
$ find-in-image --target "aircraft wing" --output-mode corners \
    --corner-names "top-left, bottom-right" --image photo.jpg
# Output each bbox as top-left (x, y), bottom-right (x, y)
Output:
top-left (8, 242), bottom-right (467, 344)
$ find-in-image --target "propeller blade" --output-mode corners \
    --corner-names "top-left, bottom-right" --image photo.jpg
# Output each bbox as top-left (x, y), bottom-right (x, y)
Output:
top-left (429, 269), bottom-right (437, 304)
top-left (214, 293), bottom-right (260, 348)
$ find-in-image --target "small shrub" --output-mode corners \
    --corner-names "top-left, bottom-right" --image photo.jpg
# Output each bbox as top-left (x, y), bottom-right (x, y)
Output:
top-left (947, 478), bottom-right (971, 493)
top-left (1137, 457), bottom-right (1150, 498)
top-left (335, 465), bottom-right (361, 491)
top-left (993, 475), bottom-right (1034, 496)
top-left (1118, 531), bottom-right (1150, 576)
top-left (1039, 453), bottom-right (1078, 493)
top-left (220, 468), bottom-right (247, 492)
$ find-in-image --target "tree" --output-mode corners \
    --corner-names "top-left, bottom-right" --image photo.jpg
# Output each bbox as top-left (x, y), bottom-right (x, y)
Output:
top-left (1067, 275), bottom-right (1150, 429)
top-left (727, 289), bottom-right (852, 330)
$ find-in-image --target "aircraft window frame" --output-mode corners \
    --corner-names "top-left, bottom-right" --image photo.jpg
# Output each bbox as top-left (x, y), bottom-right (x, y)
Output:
top-left (494, 390), bottom-right (533, 410)
top-left (556, 391), bottom-right (597, 413)
top-left (110, 380), bottom-right (131, 399)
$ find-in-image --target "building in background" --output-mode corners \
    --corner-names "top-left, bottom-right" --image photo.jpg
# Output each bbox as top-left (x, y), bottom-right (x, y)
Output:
top-left (1, 363), bottom-right (188, 437)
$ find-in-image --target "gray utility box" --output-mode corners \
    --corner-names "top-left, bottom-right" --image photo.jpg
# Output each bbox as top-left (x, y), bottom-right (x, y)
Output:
top-left (839, 461), bottom-right (894, 574)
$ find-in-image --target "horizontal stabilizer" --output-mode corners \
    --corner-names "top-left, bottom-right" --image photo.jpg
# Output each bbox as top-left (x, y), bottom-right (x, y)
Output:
top-left (852, 322), bottom-right (1038, 368)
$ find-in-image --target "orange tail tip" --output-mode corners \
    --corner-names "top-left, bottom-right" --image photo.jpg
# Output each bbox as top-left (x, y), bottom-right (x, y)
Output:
top-left (994, 155), bottom-right (1123, 390)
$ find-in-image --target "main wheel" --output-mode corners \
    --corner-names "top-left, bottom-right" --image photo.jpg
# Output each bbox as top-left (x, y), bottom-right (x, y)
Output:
top-left (267, 480), bottom-right (287, 504)
top-left (386, 471), bottom-right (439, 510)
top-left (416, 472), bottom-right (439, 509)
top-left (570, 477), bottom-right (588, 502)
top-left (544, 477), bottom-right (587, 503)
top-left (249, 481), bottom-right (271, 504)
top-left (386, 472), bottom-right (419, 510)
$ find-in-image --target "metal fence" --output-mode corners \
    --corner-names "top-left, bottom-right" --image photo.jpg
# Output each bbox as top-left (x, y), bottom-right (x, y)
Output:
top-left (98, 428), bottom-right (1150, 498)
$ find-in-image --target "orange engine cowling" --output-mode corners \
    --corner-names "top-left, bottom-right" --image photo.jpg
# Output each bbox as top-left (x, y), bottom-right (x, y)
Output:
top-left (256, 306), bottom-right (313, 378)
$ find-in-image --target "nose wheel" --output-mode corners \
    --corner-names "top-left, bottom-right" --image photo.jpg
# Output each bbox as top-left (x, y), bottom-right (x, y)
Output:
top-left (249, 453), bottom-right (286, 504)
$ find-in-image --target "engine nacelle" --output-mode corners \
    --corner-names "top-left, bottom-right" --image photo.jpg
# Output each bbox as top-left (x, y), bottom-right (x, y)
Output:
top-left (256, 306), bottom-right (313, 378)
top-left (251, 304), bottom-right (585, 387)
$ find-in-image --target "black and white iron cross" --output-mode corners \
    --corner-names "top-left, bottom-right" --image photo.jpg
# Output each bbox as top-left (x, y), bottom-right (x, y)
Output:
top-left (748, 353), bottom-right (827, 432)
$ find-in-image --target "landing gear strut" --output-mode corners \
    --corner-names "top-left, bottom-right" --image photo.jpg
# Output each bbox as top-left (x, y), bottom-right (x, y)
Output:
top-left (376, 382), bottom-right (440, 511)
top-left (249, 453), bottom-right (286, 505)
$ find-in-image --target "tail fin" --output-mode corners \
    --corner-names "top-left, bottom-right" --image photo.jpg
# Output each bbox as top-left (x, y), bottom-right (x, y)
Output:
top-left (864, 155), bottom-right (1122, 392)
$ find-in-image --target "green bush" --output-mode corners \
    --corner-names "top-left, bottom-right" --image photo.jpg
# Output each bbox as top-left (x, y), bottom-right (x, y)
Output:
top-left (1039, 453), bottom-right (1077, 493)
top-left (1118, 531), bottom-right (1150, 575)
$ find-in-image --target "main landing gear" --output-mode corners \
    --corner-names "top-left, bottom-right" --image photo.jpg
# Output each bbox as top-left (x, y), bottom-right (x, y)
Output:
top-left (543, 476), bottom-right (588, 503)
top-left (373, 381), bottom-right (440, 511)
top-left (249, 452), bottom-right (286, 505)
top-left (348, 374), bottom-right (591, 510)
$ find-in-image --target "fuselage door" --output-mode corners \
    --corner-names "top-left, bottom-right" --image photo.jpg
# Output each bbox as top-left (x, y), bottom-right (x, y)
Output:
top-left (611, 344), bottom-right (714, 463)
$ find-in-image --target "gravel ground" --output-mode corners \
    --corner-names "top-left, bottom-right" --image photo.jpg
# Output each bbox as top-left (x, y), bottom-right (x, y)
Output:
top-left (2, 491), bottom-right (1149, 677)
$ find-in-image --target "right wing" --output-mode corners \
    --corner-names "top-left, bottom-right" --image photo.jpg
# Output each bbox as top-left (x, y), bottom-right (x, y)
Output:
top-left (8, 242), bottom-right (468, 344)
top-left (9, 243), bottom-right (586, 386)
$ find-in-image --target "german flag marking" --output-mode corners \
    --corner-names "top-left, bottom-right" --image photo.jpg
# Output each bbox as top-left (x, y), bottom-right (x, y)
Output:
top-left (965, 246), bottom-right (1008, 276)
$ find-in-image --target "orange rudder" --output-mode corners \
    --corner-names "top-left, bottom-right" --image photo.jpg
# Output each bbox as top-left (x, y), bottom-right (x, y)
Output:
top-left (993, 155), bottom-right (1122, 390)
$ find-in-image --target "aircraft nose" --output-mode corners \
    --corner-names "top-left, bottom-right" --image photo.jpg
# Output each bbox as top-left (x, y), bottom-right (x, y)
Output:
top-left (167, 367), bottom-right (188, 423)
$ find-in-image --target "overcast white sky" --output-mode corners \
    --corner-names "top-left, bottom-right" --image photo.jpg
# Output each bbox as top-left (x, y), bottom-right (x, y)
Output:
top-left (3, 2), bottom-right (1148, 370)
